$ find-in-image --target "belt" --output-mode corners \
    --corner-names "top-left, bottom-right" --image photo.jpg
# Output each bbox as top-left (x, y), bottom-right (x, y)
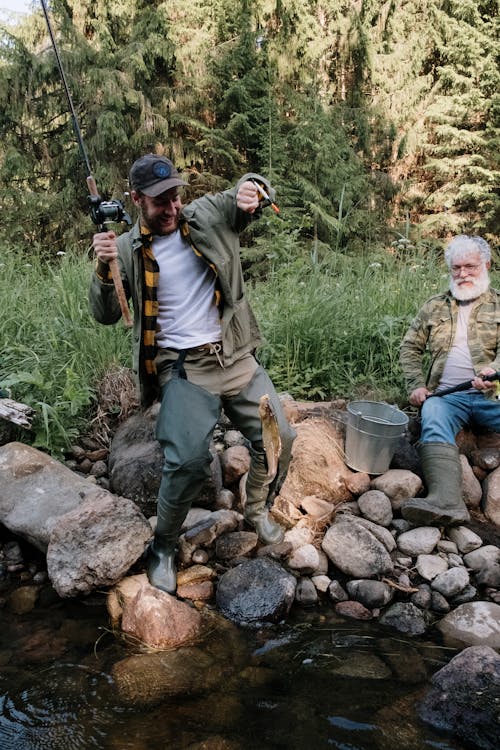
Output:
top-left (194, 341), bottom-right (222, 352)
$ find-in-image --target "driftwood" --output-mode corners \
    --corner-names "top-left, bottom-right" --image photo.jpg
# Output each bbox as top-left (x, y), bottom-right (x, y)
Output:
top-left (0, 398), bottom-right (34, 428)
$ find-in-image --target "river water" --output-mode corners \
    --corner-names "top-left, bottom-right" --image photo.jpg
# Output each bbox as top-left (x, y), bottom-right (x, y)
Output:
top-left (0, 577), bottom-right (468, 750)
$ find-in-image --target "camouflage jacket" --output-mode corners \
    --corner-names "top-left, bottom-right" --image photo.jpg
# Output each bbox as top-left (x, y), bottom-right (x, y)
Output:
top-left (400, 288), bottom-right (500, 397)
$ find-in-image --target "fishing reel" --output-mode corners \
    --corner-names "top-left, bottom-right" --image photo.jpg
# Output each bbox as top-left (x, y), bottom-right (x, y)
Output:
top-left (88, 194), bottom-right (132, 231)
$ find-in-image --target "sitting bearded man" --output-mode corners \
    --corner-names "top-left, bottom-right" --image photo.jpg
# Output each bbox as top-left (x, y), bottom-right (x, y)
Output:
top-left (399, 234), bottom-right (500, 527)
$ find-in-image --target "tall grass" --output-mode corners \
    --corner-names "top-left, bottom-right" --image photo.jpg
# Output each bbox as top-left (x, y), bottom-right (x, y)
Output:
top-left (251, 244), bottom-right (499, 404)
top-left (0, 248), bottom-right (130, 453)
top-left (1, 241), bottom-right (497, 454)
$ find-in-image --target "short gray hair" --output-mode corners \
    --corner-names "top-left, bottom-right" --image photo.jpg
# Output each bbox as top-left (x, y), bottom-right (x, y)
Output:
top-left (444, 234), bottom-right (491, 267)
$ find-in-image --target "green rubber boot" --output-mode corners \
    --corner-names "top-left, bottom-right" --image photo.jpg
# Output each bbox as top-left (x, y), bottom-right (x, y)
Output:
top-left (147, 505), bottom-right (189, 594)
top-left (401, 442), bottom-right (470, 527)
top-left (243, 447), bottom-right (285, 545)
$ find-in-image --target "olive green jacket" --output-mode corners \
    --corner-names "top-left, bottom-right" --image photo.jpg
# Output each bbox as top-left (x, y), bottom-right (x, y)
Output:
top-left (89, 173), bottom-right (273, 406)
top-left (400, 288), bottom-right (500, 397)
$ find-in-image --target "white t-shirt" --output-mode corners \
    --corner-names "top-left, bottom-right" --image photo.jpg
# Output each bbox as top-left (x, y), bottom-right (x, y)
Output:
top-left (152, 230), bottom-right (222, 349)
top-left (437, 300), bottom-right (475, 391)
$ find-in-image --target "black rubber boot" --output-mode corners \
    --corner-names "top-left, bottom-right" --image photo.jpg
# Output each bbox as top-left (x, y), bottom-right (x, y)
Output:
top-left (401, 442), bottom-right (470, 527)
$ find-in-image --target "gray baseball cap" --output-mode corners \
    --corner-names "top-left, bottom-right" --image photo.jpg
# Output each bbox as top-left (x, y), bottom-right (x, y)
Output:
top-left (129, 154), bottom-right (188, 197)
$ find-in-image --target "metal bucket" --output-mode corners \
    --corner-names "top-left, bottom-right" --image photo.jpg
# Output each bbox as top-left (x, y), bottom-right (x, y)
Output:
top-left (344, 400), bottom-right (409, 475)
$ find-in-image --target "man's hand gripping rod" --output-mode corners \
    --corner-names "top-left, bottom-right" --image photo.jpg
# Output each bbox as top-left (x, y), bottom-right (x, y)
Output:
top-left (40, 0), bottom-right (133, 327)
top-left (427, 371), bottom-right (500, 398)
top-left (87, 176), bottom-right (133, 328)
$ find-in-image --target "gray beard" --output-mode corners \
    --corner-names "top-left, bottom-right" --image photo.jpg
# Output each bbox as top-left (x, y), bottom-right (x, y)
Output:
top-left (450, 269), bottom-right (490, 301)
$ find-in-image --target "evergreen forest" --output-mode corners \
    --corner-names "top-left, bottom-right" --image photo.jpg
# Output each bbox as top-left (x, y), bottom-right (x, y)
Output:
top-left (0, 0), bottom-right (499, 452)
top-left (1, 0), bottom-right (498, 254)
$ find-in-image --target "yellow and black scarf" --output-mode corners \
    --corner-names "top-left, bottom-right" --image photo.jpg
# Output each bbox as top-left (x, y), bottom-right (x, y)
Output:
top-left (140, 226), bottom-right (159, 378)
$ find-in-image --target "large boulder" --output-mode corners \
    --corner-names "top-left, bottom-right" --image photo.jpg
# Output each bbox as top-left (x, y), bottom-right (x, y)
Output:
top-left (216, 558), bottom-right (296, 624)
top-left (46, 493), bottom-right (152, 597)
top-left (418, 646), bottom-right (500, 750)
top-left (0, 442), bottom-right (116, 550)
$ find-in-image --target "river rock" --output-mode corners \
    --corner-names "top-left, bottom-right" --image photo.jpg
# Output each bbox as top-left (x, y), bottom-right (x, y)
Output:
top-left (0, 442), bottom-right (114, 551)
top-left (483, 465), bottom-right (500, 527)
top-left (397, 527), bottom-right (441, 556)
top-left (430, 566), bottom-right (470, 597)
top-left (460, 455), bottom-right (483, 508)
top-left (295, 576), bottom-right (318, 605)
top-left (447, 525), bottom-right (483, 553)
top-left (46, 493), bottom-right (152, 597)
top-left (378, 602), bottom-right (431, 635)
top-left (346, 579), bottom-right (393, 609)
top-left (370, 469), bottom-right (422, 509)
top-left (463, 544), bottom-right (500, 570)
top-left (417, 645), bottom-right (500, 750)
top-left (415, 554), bottom-right (448, 581)
top-left (120, 581), bottom-right (205, 649)
top-left (216, 558), bottom-right (296, 624)
top-left (437, 601), bottom-right (500, 647)
top-left (112, 647), bottom-right (222, 705)
top-left (321, 517), bottom-right (393, 578)
top-left (357, 490), bottom-right (393, 526)
top-left (287, 543), bottom-right (323, 574)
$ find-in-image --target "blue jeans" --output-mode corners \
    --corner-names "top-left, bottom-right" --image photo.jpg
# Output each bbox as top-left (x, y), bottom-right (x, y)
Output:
top-left (420, 391), bottom-right (500, 444)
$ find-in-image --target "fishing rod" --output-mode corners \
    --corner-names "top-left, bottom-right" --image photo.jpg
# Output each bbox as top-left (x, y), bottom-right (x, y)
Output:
top-left (40, 0), bottom-right (133, 327)
top-left (428, 371), bottom-right (500, 398)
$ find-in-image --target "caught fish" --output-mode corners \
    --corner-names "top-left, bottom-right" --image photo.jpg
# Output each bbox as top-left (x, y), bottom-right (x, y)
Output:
top-left (259, 393), bottom-right (281, 479)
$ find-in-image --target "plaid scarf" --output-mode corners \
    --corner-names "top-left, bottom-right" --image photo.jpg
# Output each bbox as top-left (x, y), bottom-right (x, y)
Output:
top-left (140, 226), bottom-right (159, 377)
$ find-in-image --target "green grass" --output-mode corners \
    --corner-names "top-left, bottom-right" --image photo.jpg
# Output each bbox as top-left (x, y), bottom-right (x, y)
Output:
top-left (1, 240), bottom-right (497, 454)
top-left (0, 248), bottom-right (131, 454)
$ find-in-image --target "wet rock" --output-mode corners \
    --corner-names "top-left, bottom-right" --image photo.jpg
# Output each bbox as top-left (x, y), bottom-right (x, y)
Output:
top-left (216, 558), bottom-right (296, 624)
top-left (334, 600), bottom-right (373, 620)
top-left (110, 439), bottom-right (163, 510)
top-left (120, 580), bottom-right (205, 649)
top-left (112, 646), bottom-right (223, 705)
top-left (332, 652), bottom-right (392, 679)
top-left (346, 579), bottom-right (393, 609)
top-left (418, 645), bottom-right (500, 750)
top-left (295, 577), bottom-right (318, 605)
top-left (378, 602), bottom-right (431, 635)
top-left (7, 585), bottom-right (39, 614)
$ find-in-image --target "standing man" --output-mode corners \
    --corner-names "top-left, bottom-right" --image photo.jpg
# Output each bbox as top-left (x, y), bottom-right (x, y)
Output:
top-left (89, 154), bottom-right (295, 594)
top-left (400, 234), bottom-right (500, 526)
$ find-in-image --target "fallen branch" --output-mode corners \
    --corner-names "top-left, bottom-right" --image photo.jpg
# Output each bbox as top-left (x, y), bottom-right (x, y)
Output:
top-left (382, 577), bottom-right (419, 594)
top-left (0, 398), bottom-right (34, 428)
